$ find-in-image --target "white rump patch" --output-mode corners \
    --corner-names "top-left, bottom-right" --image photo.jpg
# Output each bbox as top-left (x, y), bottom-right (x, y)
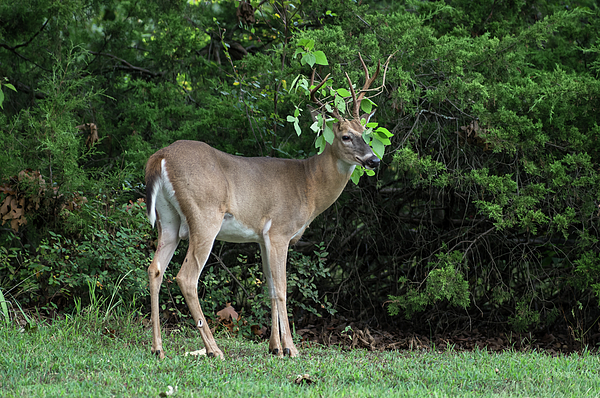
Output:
top-left (150, 158), bottom-right (189, 241)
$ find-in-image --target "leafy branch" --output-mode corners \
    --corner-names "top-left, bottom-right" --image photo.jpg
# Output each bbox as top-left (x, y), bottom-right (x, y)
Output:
top-left (287, 44), bottom-right (393, 183)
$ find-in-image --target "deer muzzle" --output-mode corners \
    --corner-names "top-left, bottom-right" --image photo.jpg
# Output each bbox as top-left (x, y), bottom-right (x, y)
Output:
top-left (361, 155), bottom-right (380, 170)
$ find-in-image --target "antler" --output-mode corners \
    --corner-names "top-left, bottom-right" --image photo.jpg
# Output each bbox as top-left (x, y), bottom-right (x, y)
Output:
top-left (309, 69), bottom-right (343, 121)
top-left (310, 53), bottom-right (381, 121)
top-left (346, 53), bottom-right (381, 119)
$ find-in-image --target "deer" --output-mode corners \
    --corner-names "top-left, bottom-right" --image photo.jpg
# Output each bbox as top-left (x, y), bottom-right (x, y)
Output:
top-left (145, 55), bottom-right (381, 359)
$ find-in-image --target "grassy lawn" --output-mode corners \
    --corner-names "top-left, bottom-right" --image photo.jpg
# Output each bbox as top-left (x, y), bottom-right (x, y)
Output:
top-left (1, 312), bottom-right (599, 397)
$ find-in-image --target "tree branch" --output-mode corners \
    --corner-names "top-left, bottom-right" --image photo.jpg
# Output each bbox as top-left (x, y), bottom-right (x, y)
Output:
top-left (0, 19), bottom-right (49, 52)
top-left (0, 20), bottom-right (51, 72)
top-left (90, 51), bottom-right (163, 77)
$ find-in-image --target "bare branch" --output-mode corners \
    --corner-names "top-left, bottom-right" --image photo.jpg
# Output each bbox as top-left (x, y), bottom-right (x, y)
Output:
top-left (90, 51), bottom-right (163, 77)
top-left (0, 19), bottom-right (49, 52)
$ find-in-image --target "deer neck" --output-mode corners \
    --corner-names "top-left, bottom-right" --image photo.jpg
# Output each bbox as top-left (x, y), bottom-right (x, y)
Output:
top-left (304, 144), bottom-right (354, 216)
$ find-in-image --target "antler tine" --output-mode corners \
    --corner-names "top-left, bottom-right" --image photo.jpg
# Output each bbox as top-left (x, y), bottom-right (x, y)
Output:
top-left (345, 71), bottom-right (359, 119)
top-left (359, 53), bottom-right (370, 81)
top-left (358, 53), bottom-right (381, 89)
top-left (352, 53), bottom-right (381, 118)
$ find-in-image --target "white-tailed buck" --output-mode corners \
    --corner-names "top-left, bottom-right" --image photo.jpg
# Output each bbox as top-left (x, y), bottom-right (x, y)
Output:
top-left (145, 55), bottom-right (381, 358)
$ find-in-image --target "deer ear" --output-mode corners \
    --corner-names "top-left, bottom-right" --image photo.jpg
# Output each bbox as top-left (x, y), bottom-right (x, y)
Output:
top-left (308, 106), bottom-right (320, 123)
top-left (360, 109), bottom-right (376, 124)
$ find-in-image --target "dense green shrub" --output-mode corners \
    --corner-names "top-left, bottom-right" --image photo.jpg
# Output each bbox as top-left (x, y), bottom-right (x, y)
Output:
top-left (0, 200), bottom-right (152, 309)
top-left (1, 0), bottom-right (600, 342)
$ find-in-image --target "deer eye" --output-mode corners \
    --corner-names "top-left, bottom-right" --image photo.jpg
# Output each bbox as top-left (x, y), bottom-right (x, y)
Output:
top-left (342, 135), bottom-right (352, 142)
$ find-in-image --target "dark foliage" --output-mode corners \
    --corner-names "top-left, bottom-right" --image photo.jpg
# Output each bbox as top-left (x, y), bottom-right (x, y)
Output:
top-left (1, 0), bottom-right (599, 346)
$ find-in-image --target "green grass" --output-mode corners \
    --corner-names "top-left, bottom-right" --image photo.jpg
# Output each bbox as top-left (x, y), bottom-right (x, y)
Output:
top-left (1, 312), bottom-right (599, 397)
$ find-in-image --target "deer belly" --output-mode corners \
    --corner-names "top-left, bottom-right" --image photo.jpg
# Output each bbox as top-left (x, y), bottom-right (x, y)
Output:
top-left (216, 213), bottom-right (260, 243)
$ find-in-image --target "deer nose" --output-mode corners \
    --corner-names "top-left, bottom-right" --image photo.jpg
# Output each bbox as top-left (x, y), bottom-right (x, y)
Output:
top-left (364, 156), bottom-right (380, 169)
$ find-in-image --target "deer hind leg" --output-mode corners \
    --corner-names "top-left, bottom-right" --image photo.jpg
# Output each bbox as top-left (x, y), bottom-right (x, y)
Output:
top-left (260, 236), bottom-right (298, 358)
top-left (175, 213), bottom-right (224, 359)
top-left (148, 214), bottom-right (180, 359)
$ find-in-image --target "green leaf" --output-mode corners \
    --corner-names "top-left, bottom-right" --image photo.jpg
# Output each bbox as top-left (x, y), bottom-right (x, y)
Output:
top-left (350, 167), bottom-right (363, 185)
top-left (301, 52), bottom-right (316, 68)
top-left (360, 98), bottom-right (373, 114)
top-left (313, 51), bottom-right (328, 66)
top-left (371, 138), bottom-right (385, 159)
top-left (315, 113), bottom-right (324, 128)
top-left (4, 83), bottom-right (16, 92)
top-left (375, 126), bottom-right (393, 137)
top-left (374, 131), bottom-right (392, 145)
top-left (323, 121), bottom-right (335, 144)
top-left (286, 115), bottom-right (297, 122)
top-left (0, 287), bottom-right (8, 323)
top-left (0, 89), bottom-right (4, 109)
top-left (375, 135), bottom-right (392, 146)
top-left (294, 120), bottom-right (301, 136)
top-left (297, 38), bottom-right (314, 51)
top-left (334, 95), bottom-right (345, 114)
top-left (289, 74), bottom-right (301, 91)
top-left (310, 120), bottom-right (320, 133)
top-left (298, 78), bottom-right (309, 92)
top-left (336, 88), bottom-right (352, 97)
top-left (296, 39), bottom-right (307, 47)
top-left (315, 135), bottom-right (326, 154)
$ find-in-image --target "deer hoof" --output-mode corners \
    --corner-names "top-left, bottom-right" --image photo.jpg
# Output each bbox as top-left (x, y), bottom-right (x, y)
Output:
top-left (283, 348), bottom-right (291, 356)
top-left (207, 352), bottom-right (215, 358)
top-left (271, 348), bottom-right (280, 356)
top-left (152, 349), bottom-right (165, 359)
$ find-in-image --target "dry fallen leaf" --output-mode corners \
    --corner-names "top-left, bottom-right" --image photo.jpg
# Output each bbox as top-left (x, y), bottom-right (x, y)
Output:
top-left (216, 303), bottom-right (239, 322)
top-left (77, 123), bottom-right (99, 148)
top-left (251, 324), bottom-right (267, 337)
top-left (236, 1), bottom-right (255, 25)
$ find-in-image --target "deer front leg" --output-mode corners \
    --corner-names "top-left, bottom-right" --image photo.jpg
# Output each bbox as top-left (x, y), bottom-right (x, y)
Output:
top-left (260, 240), bottom-right (298, 357)
top-left (272, 257), bottom-right (298, 358)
